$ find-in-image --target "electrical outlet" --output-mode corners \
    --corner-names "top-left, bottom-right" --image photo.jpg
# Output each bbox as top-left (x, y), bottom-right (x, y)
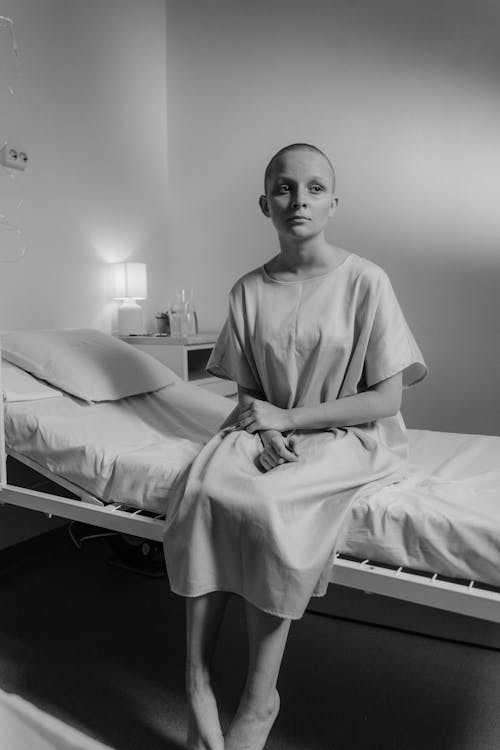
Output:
top-left (0, 143), bottom-right (29, 170)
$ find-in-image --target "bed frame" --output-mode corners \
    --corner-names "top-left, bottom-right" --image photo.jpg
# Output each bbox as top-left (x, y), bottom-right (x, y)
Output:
top-left (1, 366), bottom-right (499, 625)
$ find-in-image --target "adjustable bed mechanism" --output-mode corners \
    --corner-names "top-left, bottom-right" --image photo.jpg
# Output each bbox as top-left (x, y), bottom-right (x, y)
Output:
top-left (2, 450), bottom-right (500, 625)
top-left (1, 451), bottom-right (167, 543)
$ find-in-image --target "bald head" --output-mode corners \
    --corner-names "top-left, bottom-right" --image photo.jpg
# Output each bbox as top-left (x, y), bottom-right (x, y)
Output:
top-left (264, 143), bottom-right (336, 194)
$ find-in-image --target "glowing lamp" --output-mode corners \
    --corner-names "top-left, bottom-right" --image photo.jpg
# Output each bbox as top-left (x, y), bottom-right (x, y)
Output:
top-left (112, 262), bottom-right (147, 335)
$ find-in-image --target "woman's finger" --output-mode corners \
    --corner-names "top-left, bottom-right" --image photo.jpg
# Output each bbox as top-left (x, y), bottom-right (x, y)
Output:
top-left (239, 415), bottom-right (259, 431)
top-left (270, 440), bottom-right (298, 463)
top-left (287, 436), bottom-right (300, 457)
top-left (261, 448), bottom-right (282, 469)
top-left (259, 452), bottom-right (274, 471)
top-left (268, 442), bottom-right (286, 462)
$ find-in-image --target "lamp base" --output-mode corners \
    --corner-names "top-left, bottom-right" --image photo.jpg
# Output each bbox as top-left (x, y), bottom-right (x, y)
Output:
top-left (117, 299), bottom-right (145, 335)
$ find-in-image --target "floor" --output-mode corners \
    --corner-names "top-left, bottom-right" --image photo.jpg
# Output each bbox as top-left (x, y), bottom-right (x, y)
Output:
top-left (1, 530), bottom-right (500, 750)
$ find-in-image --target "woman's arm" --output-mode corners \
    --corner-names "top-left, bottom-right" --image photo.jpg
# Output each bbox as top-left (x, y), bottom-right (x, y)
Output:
top-left (290, 371), bottom-right (403, 430)
top-left (238, 372), bottom-right (403, 433)
top-left (238, 384), bottom-right (263, 411)
top-left (238, 385), bottom-right (299, 468)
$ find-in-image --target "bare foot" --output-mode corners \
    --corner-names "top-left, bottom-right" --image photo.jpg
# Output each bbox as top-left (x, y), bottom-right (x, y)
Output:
top-left (225, 689), bottom-right (280, 750)
top-left (186, 677), bottom-right (224, 750)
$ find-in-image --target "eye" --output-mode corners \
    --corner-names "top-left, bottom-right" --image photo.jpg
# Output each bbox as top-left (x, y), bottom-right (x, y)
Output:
top-left (309, 184), bottom-right (325, 193)
top-left (278, 184), bottom-right (290, 193)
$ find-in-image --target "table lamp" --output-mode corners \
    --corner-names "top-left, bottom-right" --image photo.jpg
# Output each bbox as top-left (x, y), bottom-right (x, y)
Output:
top-left (112, 262), bottom-right (147, 335)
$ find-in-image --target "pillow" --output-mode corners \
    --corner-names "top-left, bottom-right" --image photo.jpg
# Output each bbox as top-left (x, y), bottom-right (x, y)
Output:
top-left (0, 329), bottom-right (179, 403)
top-left (1, 360), bottom-right (63, 402)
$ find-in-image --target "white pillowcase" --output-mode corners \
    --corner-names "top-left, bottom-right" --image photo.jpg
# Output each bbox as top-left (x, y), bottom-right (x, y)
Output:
top-left (1, 360), bottom-right (63, 402)
top-left (1, 328), bottom-right (179, 403)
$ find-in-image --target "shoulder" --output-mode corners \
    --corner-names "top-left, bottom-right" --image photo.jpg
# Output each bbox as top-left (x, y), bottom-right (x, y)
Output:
top-left (229, 265), bottom-right (265, 299)
top-left (348, 253), bottom-right (390, 292)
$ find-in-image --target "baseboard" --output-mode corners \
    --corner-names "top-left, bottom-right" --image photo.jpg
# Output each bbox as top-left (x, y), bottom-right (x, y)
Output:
top-left (308, 583), bottom-right (500, 650)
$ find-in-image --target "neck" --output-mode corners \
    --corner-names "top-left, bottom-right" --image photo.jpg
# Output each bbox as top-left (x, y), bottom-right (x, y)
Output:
top-left (276, 236), bottom-right (341, 272)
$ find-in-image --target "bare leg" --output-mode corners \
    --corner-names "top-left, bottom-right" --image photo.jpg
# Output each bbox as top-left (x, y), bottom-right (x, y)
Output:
top-left (186, 592), bottom-right (229, 750)
top-left (225, 601), bottom-right (291, 750)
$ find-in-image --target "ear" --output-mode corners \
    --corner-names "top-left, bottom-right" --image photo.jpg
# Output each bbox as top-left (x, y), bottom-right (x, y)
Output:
top-left (328, 196), bottom-right (339, 218)
top-left (259, 194), bottom-right (270, 217)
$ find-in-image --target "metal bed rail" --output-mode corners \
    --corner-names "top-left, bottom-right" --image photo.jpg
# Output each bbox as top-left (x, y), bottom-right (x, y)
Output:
top-left (331, 554), bottom-right (500, 624)
top-left (0, 482), bottom-right (166, 542)
top-left (1, 475), bottom-right (500, 623)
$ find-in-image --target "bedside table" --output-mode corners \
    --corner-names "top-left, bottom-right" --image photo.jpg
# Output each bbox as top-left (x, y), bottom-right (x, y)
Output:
top-left (119, 334), bottom-right (237, 397)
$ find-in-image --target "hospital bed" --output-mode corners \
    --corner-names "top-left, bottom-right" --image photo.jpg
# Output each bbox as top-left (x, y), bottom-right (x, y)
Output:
top-left (1, 329), bottom-right (499, 625)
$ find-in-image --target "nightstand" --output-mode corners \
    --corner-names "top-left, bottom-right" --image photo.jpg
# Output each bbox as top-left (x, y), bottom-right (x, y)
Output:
top-left (119, 334), bottom-right (237, 397)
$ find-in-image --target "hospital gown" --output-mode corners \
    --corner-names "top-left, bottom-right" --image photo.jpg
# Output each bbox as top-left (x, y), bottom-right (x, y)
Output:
top-left (163, 253), bottom-right (427, 619)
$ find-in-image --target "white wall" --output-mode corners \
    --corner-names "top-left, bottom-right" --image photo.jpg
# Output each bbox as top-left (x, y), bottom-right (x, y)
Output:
top-left (0, 0), bottom-right (169, 548)
top-left (0, 0), bottom-right (168, 332)
top-left (165, 0), bottom-right (500, 436)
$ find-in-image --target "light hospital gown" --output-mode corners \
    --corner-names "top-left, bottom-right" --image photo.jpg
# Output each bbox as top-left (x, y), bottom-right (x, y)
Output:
top-left (163, 253), bottom-right (427, 619)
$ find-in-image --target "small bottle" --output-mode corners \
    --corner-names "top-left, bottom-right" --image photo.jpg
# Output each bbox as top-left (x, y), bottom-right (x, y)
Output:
top-left (170, 288), bottom-right (198, 338)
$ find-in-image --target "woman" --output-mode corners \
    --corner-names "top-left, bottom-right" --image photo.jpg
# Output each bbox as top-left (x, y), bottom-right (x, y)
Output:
top-left (164, 143), bottom-right (427, 750)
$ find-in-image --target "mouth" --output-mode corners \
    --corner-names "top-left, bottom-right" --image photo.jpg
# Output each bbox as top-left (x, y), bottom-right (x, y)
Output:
top-left (287, 216), bottom-right (310, 223)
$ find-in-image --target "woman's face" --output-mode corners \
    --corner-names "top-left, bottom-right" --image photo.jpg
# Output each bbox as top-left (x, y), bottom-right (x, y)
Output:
top-left (260, 149), bottom-right (336, 242)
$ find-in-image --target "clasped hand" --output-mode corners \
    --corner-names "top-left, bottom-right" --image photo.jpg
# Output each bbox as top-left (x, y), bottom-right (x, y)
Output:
top-left (237, 400), bottom-right (298, 472)
top-left (237, 399), bottom-right (291, 433)
top-left (257, 430), bottom-right (299, 472)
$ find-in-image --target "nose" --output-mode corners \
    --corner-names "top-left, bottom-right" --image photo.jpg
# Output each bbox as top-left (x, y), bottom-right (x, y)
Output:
top-left (291, 189), bottom-right (307, 209)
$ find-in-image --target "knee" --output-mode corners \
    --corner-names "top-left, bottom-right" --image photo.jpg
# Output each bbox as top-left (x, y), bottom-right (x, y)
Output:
top-left (204, 475), bottom-right (272, 514)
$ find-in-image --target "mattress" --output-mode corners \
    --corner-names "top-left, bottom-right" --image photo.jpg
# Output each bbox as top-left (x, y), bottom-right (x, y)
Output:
top-left (338, 429), bottom-right (500, 585)
top-left (4, 387), bottom-right (500, 586)
top-left (4, 381), bottom-right (234, 512)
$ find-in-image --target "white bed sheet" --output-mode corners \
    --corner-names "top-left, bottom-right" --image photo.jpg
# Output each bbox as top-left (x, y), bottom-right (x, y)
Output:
top-left (5, 389), bottom-right (500, 586)
top-left (338, 429), bottom-right (500, 585)
top-left (4, 381), bottom-right (233, 511)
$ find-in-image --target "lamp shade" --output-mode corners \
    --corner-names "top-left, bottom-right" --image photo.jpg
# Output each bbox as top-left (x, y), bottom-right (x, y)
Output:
top-left (112, 262), bottom-right (147, 300)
